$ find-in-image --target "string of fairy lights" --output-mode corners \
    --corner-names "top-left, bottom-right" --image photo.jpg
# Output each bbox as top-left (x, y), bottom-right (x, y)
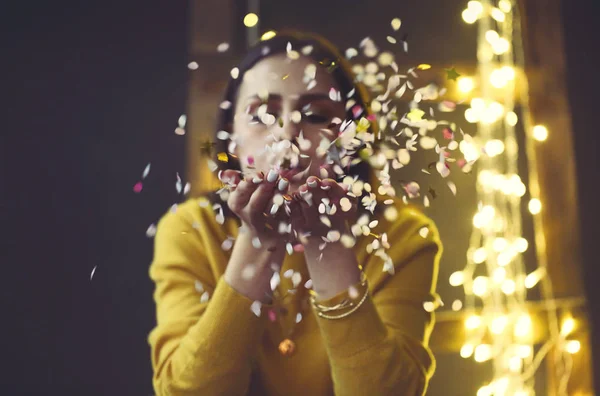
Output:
top-left (454, 1), bottom-right (576, 394)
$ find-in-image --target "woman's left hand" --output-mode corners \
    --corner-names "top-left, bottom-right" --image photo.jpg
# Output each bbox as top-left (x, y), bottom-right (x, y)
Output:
top-left (288, 176), bottom-right (358, 242)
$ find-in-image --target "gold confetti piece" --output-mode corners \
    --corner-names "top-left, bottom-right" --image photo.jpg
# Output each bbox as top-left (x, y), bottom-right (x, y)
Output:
top-left (417, 64), bottom-right (432, 70)
top-left (407, 108), bottom-right (425, 122)
top-left (217, 152), bottom-right (228, 162)
top-left (445, 67), bottom-right (461, 81)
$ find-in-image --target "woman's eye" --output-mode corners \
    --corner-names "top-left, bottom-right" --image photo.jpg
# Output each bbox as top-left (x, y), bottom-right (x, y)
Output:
top-left (302, 113), bottom-right (329, 124)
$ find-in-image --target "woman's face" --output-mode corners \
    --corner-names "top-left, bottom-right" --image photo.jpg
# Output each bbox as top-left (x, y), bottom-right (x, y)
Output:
top-left (231, 53), bottom-right (347, 193)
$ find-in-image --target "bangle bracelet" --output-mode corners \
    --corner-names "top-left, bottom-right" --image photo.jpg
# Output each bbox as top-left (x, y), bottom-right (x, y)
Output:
top-left (315, 286), bottom-right (369, 320)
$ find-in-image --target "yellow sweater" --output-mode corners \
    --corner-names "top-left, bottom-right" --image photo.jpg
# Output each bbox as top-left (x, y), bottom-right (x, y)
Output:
top-left (148, 195), bottom-right (442, 396)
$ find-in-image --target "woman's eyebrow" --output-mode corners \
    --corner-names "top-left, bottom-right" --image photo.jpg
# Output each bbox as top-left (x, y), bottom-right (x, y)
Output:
top-left (244, 92), bottom-right (335, 105)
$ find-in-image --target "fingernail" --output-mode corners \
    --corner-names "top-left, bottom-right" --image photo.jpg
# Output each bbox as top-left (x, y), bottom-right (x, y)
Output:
top-left (270, 203), bottom-right (280, 215)
top-left (307, 179), bottom-right (318, 188)
top-left (218, 170), bottom-right (223, 180)
top-left (252, 176), bottom-right (263, 184)
top-left (267, 169), bottom-right (278, 183)
top-left (278, 178), bottom-right (289, 191)
top-left (320, 185), bottom-right (331, 190)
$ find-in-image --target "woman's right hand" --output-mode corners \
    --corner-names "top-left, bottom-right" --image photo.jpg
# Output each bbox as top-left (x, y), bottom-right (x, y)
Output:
top-left (220, 169), bottom-right (291, 249)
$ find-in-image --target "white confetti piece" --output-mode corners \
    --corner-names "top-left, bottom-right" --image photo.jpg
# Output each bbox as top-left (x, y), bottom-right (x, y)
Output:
top-left (187, 61), bottom-right (199, 70)
top-left (90, 266), bottom-right (97, 280)
top-left (200, 291), bottom-right (210, 303)
top-left (230, 67), bottom-right (239, 79)
top-left (221, 238), bottom-right (234, 251)
top-left (176, 173), bottom-right (182, 193)
top-left (349, 285), bottom-right (359, 299)
top-left (178, 114), bottom-right (187, 128)
top-left (391, 18), bottom-right (402, 31)
top-left (242, 264), bottom-right (257, 280)
top-left (292, 272), bottom-right (302, 288)
top-left (175, 127), bottom-right (185, 135)
top-left (250, 301), bottom-right (262, 317)
top-left (304, 279), bottom-right (313, 289)
top-left (183, 182), bottom-right (191, 195)
top-left (419, 227), bottom-right (430, 238)
top-left (146, 224), bottom-right (157, 238)
top-left (217, 42), bottom-right (230, 52)
top-left (217, 130), bottom-right (230, 140)
top-left (142, 163), bottom-right (151, 179)
top-left (252, 236), bottom-right (262, 249)
top-left (270, 272), bottom-right (280, 291)
top-left (447, 181), bottom-right (457, 196)
top-left (194, 280), bottom-right (204, 292)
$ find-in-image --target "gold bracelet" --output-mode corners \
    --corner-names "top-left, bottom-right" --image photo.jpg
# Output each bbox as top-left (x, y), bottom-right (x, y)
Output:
top-left (316, 286), bottom-right (369, 320)
top-left (309, 270), bottom-right (368, 312)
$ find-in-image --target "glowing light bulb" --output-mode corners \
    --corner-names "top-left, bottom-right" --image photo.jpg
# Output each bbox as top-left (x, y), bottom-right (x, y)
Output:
top-left (517, 345), bottom-right (532, 358)
top-left (485, 139), bottom-right (505, 157)
top-left (485, 30), bottom-right (500, 44)
top-left (449, 271), bottom-right (465, 286)
top-left (475, 344), bottom-right (493, 362)
top-left (501, 66), bottom-right (516, 80)
top-left (465, 315), bottom-right (482, 330)
top-left (462, 9), bottom-right (478, 24)
top-left (515, 314), bottom-right (532, 337)
top-left (501, 279), bottom-right (516, 295)
top-left (473, 248), bottom-right (487, 264)
top-left (477, 385), bottom-right (493, 396)
top-left (492, 38), bottom-right (511, 54)
top-left (506, 111), bottom-right (518, 126)
top-left (490, 315), bottom-right (508, 334)
top-left (528, 198), bottom-right (542, 214)
top-left (458, 77), bottom-right (475, 93)
top-left (497, 251), bottom-right (512, 266)
top-left (491, 8), bottom-right (506, 22)
top-left (494, 377), bottom-right (510, 395)
top-left (490, 68), bottom-right (508, 88)
top-left (471, 97), bottom-right (485, 111)
top-left (243, 13), bottom-right (259, 27)
top-left (499, 0), bottom-right (512, 13)
top-left (565, 340), bottom-right (581, 354)
top-left (461, 343), bottom-right (474, 358)
top-left (465, 108), bottom-right (479, 123)
top-left (509, 356), bottom-right (523, 372)
top-left (515, 238), bottom-right (529, 253)
top-left (525, 268), bottom-right (546, 289)
top-left (260, 30), bottom-right (277, 40)
top-left (468, 1), bottom-right (484, 15)
top-left (561, 318), bottom-right (575, 336)
top-left (452, 299), bottom-right (463, 311)
top-left (473, 276), bottom-right (489, 296)
top-left (533, 125), bottom-right (548, 141)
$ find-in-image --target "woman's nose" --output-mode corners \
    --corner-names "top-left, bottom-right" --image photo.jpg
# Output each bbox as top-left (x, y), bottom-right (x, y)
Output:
top-left (274, 113), bottom-right (301, 141)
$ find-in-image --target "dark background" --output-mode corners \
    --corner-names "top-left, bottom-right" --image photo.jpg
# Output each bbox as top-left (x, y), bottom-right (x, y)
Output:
top-left (3, 1), bottom-right (599, 394)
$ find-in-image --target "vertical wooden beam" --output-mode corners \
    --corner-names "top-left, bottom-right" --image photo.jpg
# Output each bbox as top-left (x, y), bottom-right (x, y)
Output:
top-left (517, 0), bottom-right (592, 394)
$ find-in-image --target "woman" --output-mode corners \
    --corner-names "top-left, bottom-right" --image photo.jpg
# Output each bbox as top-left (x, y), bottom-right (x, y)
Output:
top-left (148, 31), bottom-right (442, 396)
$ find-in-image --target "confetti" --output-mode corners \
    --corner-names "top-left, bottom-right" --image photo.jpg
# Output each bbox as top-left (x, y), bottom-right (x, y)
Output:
top-left (391, 18), bottom-right (402, 31)
top-left (142, 163), bottom-right (151, 179)
top-left (146, 224), bottom-right (157, 238)
top-left (90, 266), bottom-right (97, 280)
top-left (178, 114), bottom-right (187, 128)
top-left (175, 127), bottom-right (185, 136)
top-left (250, 301), bottom-right (262, 317)
top-left (217, 42), bottom-right (230, 52)
top-left (133, 182), bottom-right (143, 193)
top-left (195, 280), bottom-right (204, 292)
top-left (187, 62), bottom-right (199, 70)
top-left (419, 227), bottom-right (430, 238)
top-left (445, 67), bottom-right (461, 81)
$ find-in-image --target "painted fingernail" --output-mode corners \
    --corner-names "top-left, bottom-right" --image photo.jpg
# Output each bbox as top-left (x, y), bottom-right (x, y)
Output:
top-left (307, 179), bottom-right (318, 188)
top-left (320, 185), bottom-right (331, 190)
top-left (252, 176), bottom-right (263, 184)
top-left (278, 178), bottom-right (289, 191)
top-left (267, 169), bottom-right (278, 183)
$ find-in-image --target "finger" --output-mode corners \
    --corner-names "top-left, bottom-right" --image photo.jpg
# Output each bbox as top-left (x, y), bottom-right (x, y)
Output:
top-left (247, 178), bottom-right (277, 223)
top-left (219, 169), bottom-right (242, 188)
top-left (227, 178), bottom-right (259, 213)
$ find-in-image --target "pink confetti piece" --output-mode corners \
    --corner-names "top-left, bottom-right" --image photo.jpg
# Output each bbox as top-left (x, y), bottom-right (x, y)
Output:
top-left (247, 155), bottom-right (255, 166)
top-left (367, 113), bottom-right (377, 121)
top-left (133, 182), bottom-right (143, 193)
top-left (351, 105), bottom-right (363, 118)
top-left (443, 127), bottom-right (454, 140)
top-left (268, 309), bottom-right (277, 322)
top-left (293, 244), bottom-right (305, 253)
top-left (175, 127), bottom-right (185, 136)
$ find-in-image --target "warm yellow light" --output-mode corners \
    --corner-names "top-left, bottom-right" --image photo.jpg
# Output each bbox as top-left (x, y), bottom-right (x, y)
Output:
top-left (493, 238), bottom-right (508, 252)
top-left (461, 343), bottom-right (475, 358)
top-left (449, 271), bottom-right (465, 286)
top-left (477, 385), bottom-right (493, 396)
top-left (465, 315), bottom-right (482, 330)
top-left (491, 8), bottom-right (506, 22)
top-left (490, 315), bottom-right (508, 334)
top-left (515, 314), bottom-right (532, 337)
top-left (452, 299), bottom-right (463, 311)
top-left (492, 38), bottom-right (511, 54)
top-left (260, 30), bottom-right (277, 40)
top-left (525, 268), bottom-right (546, 289)
top-left (490, 68), bottom-right (508, 88)
top-left (516, 345), bottom-right (533, 358)
top-left (515, 238), bottom-right (529, 253)
top-left (509, 356), bottom-right (523, 372)
top-left (471, 97), bottom-right (485, 111)
top-left (462, 9), bottom-right (478, 24)
top-left (485, 139), bottom-right (505, 157)
top-left (474, 344), bottom-right (493, 362)
top-left (473, 276), bottom-right (489, 296)
top-left (501, 279), bottom-right (516, 295)
top-left (492, 268), bottom-right (506, 284)
top-left (465, 108), bottom-right (479, 123)
top-left (468, 1), bottom-right (484, 15)
top-left (528, 198), bottom-right (542, 215)
top-left (458, 77), bottom-right (475, 93)
top-left (485, 30), bottom-right (500, 44)
top-left (499, 0), bottom-right (512, 13)
top-left (506, 111), bottom-right (518, 126)
top-left (243, 13), bottom-right (259, 27)
top-left (494, 377), bottom-right (510, 395)
top-left (473, 248), bottom-right (488, 264)
top-left (565, 340), bottom-right (581, 354)
top-left (497, 251), bottom-right (512, 266)
top-left (561, 317), bottom-right (575, 336)
top-left (533, 125), bottom-right (548, 141)
top-left (501, 66), bottom-right (516, 80)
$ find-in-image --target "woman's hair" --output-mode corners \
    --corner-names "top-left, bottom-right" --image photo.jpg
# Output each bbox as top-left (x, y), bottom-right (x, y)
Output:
top-left (206, 30), bottom-right (378, 218)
